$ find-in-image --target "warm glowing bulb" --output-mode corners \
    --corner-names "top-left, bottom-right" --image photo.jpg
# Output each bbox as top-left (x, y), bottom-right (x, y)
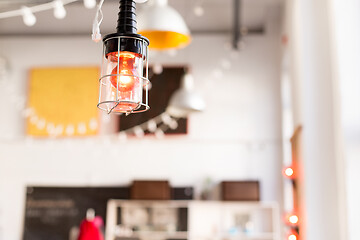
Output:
top-left (109, 51), bottom-right (140, 91)
top-left (285, 167), bottom-right (294, 177)
top-left (110, 67), bottom-right (136, 91)
top-left (289, 215), bottom-right (299, 224)
top-left (107, 51), bottom-right (142, 112)
top-left (288, 234), bottom-right (297, 240)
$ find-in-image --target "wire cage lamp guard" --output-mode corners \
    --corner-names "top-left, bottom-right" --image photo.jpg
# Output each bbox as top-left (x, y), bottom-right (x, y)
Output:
top-left (97, 0), bottom-right (150, 115)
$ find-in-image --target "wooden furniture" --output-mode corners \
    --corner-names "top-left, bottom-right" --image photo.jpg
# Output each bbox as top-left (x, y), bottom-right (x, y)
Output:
top-left (105, 200), bottom-right (281, 240)
top-left (131, 180), bottom-right (171, 200)
top-left (221, 181), bottom-right (260, 201)
top-left (105, 200), bottom-right (189, 240)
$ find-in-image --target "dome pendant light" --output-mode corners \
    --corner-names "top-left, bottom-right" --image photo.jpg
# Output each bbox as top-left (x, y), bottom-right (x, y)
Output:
top-left (97, 0), bottom-right (150, 115)
top-left (137, 0), bottom-right (191, 50)
top-left (166, 73), bottom-right (205, 118)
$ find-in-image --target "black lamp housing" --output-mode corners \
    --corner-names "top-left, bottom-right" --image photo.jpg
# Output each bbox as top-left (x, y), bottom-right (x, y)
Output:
top-left (103, 0), bottom-right (149, 56)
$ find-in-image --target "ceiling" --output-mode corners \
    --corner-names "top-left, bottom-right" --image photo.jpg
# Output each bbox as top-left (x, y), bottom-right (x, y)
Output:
top-left (0, 0), bottom-right (284, 36)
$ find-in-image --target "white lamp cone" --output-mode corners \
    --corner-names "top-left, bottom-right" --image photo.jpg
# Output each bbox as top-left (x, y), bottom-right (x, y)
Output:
top-left (137, 0), bottom-right (191, 50)
top-left (166, 73), bottom-right (205, 118)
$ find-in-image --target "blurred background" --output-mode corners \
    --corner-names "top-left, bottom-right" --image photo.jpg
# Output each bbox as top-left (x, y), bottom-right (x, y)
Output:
top-left (0, 0), bottom-right (359, 240)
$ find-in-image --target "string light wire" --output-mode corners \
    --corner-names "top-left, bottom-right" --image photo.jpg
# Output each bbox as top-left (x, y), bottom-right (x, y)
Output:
top-left (0, 0), bottom-right (79, 19)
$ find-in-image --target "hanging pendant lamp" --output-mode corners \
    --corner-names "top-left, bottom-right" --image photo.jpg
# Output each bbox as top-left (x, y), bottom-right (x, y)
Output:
top-left (97, 0), bottom-right (150, 115)
top-left (166, 73), bottom-right (205, 118)
top-left (137, 0), bottom-right (191, 50)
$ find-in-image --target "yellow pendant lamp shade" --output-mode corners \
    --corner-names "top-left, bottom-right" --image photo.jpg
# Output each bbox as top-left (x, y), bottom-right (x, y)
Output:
top-left (137, 0), bottom-right (191, 50)
top-left (138, 30), bottom-right (190, 50)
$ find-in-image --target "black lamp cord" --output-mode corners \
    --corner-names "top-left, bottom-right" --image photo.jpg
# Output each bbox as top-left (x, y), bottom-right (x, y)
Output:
top-left (117, 0), bottom-right (138, 34)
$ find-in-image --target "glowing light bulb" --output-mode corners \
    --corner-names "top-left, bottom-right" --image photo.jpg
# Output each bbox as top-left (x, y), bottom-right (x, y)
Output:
top-left (288, 234), bottom-right (297, 240)
top-left (289, 214), bottom-right (299, 224)
top-left (286, 231), bottom-right (299, 240)
top-left (107, 51), bottom-right (143, 112)
top-left (283, 166), bottom-right (295, 179)
top-left (285, 167), bottom-right (294, 176)
top-left (110, 67), bottom-right (135, 91)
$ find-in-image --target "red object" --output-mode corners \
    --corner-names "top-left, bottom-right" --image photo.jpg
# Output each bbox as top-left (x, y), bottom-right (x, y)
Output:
top-left (78, 216), bottom-right (104, 240)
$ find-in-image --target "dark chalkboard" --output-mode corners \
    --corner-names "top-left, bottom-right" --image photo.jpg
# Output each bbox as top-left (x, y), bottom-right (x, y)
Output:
top-left (118, 66), bottom-right (188, 134)
top-left (23, 186), bottom-right (130, 240)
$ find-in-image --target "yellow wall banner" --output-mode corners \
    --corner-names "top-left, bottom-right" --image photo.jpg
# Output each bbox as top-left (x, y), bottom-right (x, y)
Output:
top-left (27, 67), bottom-right (99, 137)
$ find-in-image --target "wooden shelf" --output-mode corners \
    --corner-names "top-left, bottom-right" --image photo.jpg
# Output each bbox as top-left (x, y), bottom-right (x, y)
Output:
top-left (119, 231), bottom-right (188, 239)
top-left (106, 200), bottom-right (281, 240)
top-left (221, 232), bottom-right (275, 239)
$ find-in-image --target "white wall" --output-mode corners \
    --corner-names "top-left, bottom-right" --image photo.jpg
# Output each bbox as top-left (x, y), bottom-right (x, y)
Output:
top-left (284, 0), bottom-right (348, 239)
top-left (0, 22), bottom-right (283, 240)
top-left (331, 0), bottom-right (360, 239)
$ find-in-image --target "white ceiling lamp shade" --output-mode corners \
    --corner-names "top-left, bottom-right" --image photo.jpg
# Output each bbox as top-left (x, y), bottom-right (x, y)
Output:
top-left (166, 73), bottom-right (205, 118)
top-left (137, 0), bottom-right (191, 50)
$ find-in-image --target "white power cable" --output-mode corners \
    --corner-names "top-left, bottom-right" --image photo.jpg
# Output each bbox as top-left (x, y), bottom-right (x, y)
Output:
top-left (91, 0), bottom-right (104, 42)
top-left (91, 0), bottom-right (148, 42)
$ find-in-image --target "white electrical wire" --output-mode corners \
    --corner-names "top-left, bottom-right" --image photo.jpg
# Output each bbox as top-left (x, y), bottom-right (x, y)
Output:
top-left (0, 0), bottom-right (147, 41)
top-left (91, 0), bottom-right (104, 42)
top-left (91, 0), bottom-right (148, 42)
top-left (0, 0), bottom-right (78, 19)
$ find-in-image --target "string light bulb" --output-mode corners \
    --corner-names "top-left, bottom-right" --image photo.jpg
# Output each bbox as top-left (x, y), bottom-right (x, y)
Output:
top-left (285, 213), bottom-right (299, 226)
top-left (84, 0), bottom-right (97, 9)
top-left (134, 126), bottom-right (145, 138)
top-left (193, 6), bottom-right (204, 17)
top-left (155, 129), bottom-right (165, 139)
top-left (21, 6), bottom-right (36, 26)
top-left (289, 215), bottom-right (299, 224)
top-left (147, 120), bottom-right (157, 132)
top-left (283, 166), bottom-right (295, 179)
top-left (53, 0), bottom-right (66, 19)
top-left (118, 132), bottom-right (127, 142)
top-left (286, 231), bottom-right (299, 240)
top-left (288, 234), bottom-right (297, 240)
top-left (152, 63), bottom-right (163, 75)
